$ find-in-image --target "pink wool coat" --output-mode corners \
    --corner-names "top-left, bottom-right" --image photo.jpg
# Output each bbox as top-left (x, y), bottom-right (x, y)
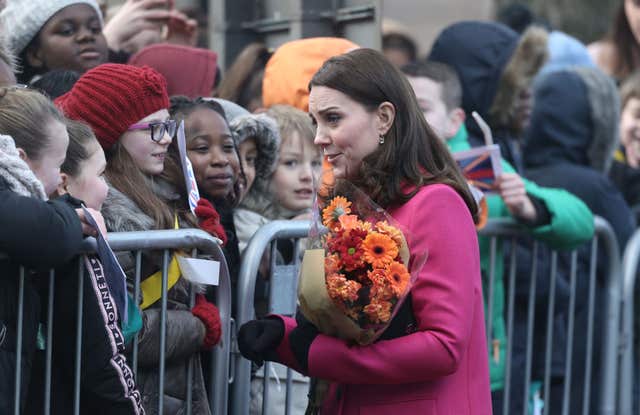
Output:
top-left (275, 184), bottom-right (492, 414)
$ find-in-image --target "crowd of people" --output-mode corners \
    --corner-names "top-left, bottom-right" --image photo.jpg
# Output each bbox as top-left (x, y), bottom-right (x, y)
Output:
top-left (0, 0), bottom-right (639, 414)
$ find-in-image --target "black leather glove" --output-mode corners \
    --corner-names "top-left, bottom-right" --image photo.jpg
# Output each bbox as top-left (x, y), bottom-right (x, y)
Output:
top-left (237, 318), bottom-right (284, 365)
top-left (289, 312), bottom-right (319, 373)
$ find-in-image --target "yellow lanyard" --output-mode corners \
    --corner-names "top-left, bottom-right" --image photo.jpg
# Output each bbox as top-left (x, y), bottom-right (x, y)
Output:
top-left (140, 215), bottom-right (183, 310)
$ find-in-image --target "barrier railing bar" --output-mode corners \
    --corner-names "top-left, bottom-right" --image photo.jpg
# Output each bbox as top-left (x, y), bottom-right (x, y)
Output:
top-left (543, 251), bottom-right (558, 415)
top-left (487, 237), bottom-right (497, 360)
top-left (14, 267), bottom-right (25, 415)
top-left (233, 220), bottom-right (312, 415)
top-left (44, 269), bottom-right (55, 415)
top-left (523, 242), bottom-right (539, 415)
top-left (561, 251), bottom-right (578, 415)
top-left (595, 217), bottom-right (621, 415)
top-left (619, 229), bottom-right (640, 414)
top-left (582, 238), bottom-right (598, 415)
top-left (73, 259), bottom-right (84, 415)
top-left (503, 237), bottom-right (517, 415)
top-left (158, 249), bottom-right (170, 414)
top-left (132, 250), bottom-right (142, 377)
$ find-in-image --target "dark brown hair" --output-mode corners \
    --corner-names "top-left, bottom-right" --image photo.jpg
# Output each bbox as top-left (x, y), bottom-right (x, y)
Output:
top-left (309, 48), bottom-right (477, 220)
top-left (611, 3), bottom-right (640, 80)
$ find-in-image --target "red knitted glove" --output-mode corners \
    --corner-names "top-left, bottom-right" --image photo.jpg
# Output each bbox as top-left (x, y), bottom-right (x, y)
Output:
top-left (191, 294), bottom-right (222, 350)
top-left (194, 198), bottom-right (228, 246)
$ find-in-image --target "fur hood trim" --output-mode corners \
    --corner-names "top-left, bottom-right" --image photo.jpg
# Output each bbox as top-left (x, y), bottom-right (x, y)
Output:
top-left (230, 113), bottom-right (280, 178)
top-left (574, 66), bottom-right (620, 173)
top-left (490, 26), bottom-right (549, 127)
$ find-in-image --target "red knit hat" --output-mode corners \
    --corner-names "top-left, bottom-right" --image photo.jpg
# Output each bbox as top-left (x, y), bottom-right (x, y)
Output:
top-left (55, 63), bottom-right (170, 150)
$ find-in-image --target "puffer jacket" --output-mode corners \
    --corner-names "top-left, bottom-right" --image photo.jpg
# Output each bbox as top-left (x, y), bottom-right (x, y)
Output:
top-left (102, 179), bottom-right (211, 415)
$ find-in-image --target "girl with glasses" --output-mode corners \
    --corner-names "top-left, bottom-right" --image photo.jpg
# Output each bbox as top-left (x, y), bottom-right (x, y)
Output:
top-left (56, 63), bottom-right (223, 415)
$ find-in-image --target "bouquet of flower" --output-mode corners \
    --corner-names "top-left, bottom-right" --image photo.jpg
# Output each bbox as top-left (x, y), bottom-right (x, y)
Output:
top-left (298, 185), bottom-right (425, 345)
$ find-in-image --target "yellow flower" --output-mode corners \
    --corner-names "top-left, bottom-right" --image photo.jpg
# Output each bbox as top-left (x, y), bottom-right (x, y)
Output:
top-left (362, 232), bottom-right (398, 268)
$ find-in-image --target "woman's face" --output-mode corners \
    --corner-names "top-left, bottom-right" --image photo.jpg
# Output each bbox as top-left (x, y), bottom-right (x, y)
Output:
top-left (65, 142), bottom-right (108, 210)
top-left (27, 4), bottom-right (108, 75)
top-left (308, 86), bottom-right (383, 180)
top-left (120, 109), bottom-right (173, 175)
top-left (185, 108), bottom-right (238, 200)
top-left (22, 118), bottom-right (69, 196)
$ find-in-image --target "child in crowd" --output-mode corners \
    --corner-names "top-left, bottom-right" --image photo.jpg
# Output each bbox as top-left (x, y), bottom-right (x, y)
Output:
top-left (401, 60), bottom-right (595, 414)
top-left (231, 104), bottom-right (318, 415)
top-left (0, 86), bottom-right (103, 413)
top-left (27, 119), bottom-right (144, 414)
top-left (240, 105), bottom-right (321, 226)
top-left (195, 98), bottom-right (281, 254)
top-left (0, 0), bottom-right (109, 84)
top-left (169, 96), bottom-right (244, 286)
top-left (56, 64), bottom-right (222, 415)
top-left (611, 71), bottom-right (640, 212)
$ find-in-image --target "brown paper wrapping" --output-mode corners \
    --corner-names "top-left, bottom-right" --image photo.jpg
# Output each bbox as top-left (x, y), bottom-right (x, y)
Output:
top-left (298, 236), bottom-right (411, 345)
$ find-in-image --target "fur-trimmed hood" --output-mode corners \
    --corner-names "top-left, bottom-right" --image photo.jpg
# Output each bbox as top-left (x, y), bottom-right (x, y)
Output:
top-left (207, 98), bottom-right (281, 179)
top-left (428, 21), bottom-right (548, 135)
top-left (230, 113), bottom-right (280, 178)
top-left (523, 67), bottom-right (620, 173)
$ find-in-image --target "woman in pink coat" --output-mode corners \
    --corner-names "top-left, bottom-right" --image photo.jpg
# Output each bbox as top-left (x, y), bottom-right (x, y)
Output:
top-left (237, 48), bottom-right (492, 414)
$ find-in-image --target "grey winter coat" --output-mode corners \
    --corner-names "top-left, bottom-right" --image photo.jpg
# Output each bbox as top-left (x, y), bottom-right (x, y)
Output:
top-left (102, 179), bottom-right (211, 415)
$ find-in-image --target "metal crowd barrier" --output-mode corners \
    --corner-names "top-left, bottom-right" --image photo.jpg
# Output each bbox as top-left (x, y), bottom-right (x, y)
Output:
top-left (231, 217), bottom-right (622, 415)
top-left (620, 228), bottom-right (640, 414)
top-left (232, 220), bottom-right (312, 415)
top-left (479, 217), bottom-right (621, 415)
top-left (7, 228), bottom-right (231, 415)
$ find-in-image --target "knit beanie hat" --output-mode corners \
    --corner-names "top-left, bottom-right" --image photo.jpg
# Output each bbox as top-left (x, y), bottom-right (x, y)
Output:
top-left (128, 44), bottom-right (218, 99)
top-left (55, 63), bottom-right (170, 150)
top-left (0, 0), bottom-right (103, 55)
top-left (262, 37), bottom-right (359, 111)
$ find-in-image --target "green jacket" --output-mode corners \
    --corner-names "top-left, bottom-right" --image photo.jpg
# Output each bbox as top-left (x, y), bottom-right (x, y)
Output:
top-left (447, 125), bottom-right (595, 391)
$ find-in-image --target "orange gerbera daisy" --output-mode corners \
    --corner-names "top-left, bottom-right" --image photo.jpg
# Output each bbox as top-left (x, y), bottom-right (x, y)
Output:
top-left (322, 196), bottom-right (351, 228)
top-left (338, 214), bottom-right (360, 231)
top-left (375, 221), bottom-right (404, 247)
top-left (385, 261), bottom-right (410, 295)
top-left (362, 232), bottom-right (398, 268)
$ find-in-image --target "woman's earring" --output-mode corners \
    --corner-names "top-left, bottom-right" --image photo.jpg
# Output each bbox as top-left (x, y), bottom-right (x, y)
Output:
top-left (379, 134), bottom-right (385, 145)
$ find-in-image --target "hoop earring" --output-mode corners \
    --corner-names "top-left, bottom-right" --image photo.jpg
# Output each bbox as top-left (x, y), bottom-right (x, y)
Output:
top-left (379, 134), bottom-right (385, 145)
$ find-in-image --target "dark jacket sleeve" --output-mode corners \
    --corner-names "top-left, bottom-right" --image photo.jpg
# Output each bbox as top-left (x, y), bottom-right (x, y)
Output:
top-left (0, 188), bottom-right (83, 269)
